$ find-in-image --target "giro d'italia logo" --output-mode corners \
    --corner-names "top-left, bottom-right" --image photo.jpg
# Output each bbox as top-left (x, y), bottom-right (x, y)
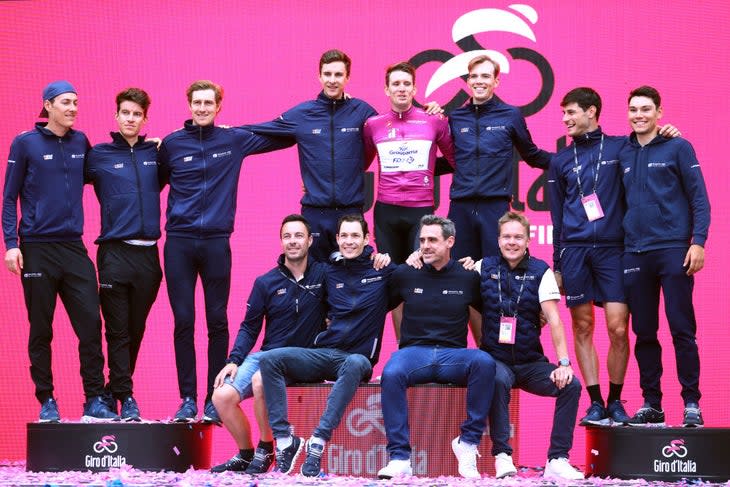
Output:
top-left (409, 4), bottom-right (554, 115)
top-left (85, 434), bottom-right (127, 468)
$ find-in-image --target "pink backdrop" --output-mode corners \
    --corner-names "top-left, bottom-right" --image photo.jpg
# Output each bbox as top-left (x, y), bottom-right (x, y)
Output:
top-left (1, 0), bottom-right (728, 468)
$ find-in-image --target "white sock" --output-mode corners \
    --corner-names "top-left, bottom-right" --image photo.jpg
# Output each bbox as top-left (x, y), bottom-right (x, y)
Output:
top-left (276, 435), bottom-right (292, 451)
top-left (309, 436), bottom-right (326, 447)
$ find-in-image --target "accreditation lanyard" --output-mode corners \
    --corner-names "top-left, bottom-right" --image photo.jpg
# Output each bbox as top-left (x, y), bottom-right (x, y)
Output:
top-left (573, 134), bottom-right (605, 221)
top-left (497, 260), bottom-right (527, 344)
top-left (573, 134), bottom-right (604, 198)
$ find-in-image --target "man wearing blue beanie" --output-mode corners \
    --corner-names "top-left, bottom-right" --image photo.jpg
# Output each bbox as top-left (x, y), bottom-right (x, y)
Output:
top-left (3, 81), bottom-right (118, 422)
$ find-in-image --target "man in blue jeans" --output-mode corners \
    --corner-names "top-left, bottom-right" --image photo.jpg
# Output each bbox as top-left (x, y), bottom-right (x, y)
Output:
top-left (259, 214), bottom-right (396, 477)
top-left (479, 212), bottom-right (583, 480)
top-left (378, 215), bottom-right (495, 480)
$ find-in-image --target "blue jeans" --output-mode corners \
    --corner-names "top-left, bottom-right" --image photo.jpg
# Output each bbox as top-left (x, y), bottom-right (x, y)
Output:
top-left (259, 347), bottom-right (372, 441)
top-left (489, 359), bottom-right (581, 460)
top-left (381, 346), bottom-right (496, 460)
top-left (224, 352), bottom-right (263, 401)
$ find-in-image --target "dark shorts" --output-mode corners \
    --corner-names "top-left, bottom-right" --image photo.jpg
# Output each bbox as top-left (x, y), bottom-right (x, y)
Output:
top-left (560, 246), bottom-right (625, 307)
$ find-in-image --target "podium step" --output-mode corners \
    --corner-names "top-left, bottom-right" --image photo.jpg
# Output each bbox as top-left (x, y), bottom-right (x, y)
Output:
top-left (26, 422), bottom-right (212, 472)
top-left (586, 425), bottom-right (730, 481)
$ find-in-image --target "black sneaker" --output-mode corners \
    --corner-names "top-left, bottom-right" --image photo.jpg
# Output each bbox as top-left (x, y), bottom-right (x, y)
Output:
top-left (82, 396), bottom-right (120, 422)
top-left (607, 400), bottom-right (631, 425)
top-left (300, 439), bottom-right (324, 477)
top-left (201, 400), bottom-right (221, 426)
top-left (683, 402), bottom-right (704, 427)
top-left (244, 447), bottom-right (275, 474)
top-left (210, 453), bottom-right (249, 473)
top-left (628, 404), bottom-right (665, 426)
top-left (272, 436), bottom-right (303, 474)
top-left (39, 398), bottom-right (60, 423)
top-left (174, 397), bottom-right (197, 422)
top-left (580, 401), bottom-right (609, 426)
top-left (120, 396), bottom-right (141, 421)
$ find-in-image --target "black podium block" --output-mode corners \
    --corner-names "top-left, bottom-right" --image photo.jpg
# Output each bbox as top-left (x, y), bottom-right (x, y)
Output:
top-left (586, 426), bottom-right (730, 481)
top-left (27, 422), bottom-right (212, 472)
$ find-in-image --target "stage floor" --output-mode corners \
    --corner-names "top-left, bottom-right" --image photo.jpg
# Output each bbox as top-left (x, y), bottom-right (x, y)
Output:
top-left (1, 462), bottom-right (728, 486)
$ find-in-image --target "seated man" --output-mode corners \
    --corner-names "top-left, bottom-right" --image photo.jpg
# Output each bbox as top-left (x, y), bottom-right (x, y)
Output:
top-left (478, 211), bottom-right (583, 480)
top-left (209, 215), bottom-right (327, 474)
top-left (258, 214), bottom-right (396, 477)
top-left (378, 215), bottom-right (495, 480)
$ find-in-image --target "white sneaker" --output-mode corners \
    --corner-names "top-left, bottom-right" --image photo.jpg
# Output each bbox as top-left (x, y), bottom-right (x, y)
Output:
top-left (544, 457), bottom-right (585, 480)
top-left (494, 452), bottom-right (517, 478)
top-left (451, 436), bottom-right (481, 479)
top-left (377, 459), bottom-right (412, 479)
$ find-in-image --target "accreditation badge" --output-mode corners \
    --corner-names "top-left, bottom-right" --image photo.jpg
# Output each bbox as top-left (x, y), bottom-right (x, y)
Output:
top-left (581, 193), bottom-right (605, 222)
top-left (498, 316), bottom-right (517, 344)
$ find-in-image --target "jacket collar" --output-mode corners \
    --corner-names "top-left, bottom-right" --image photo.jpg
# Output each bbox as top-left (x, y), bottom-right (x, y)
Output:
top-left (574, 127), bottom-right (604, 146)
top-left (628, 131), bottom-right (669, 148)
top-left (423, 258), bottom-right (456, 273)
top-left (330, 245), bottom-right (374, 265)
top-left (464, 96), bottom-right (498, 113)
top-left (110, 131), bottom-right (147, 147)
top-left (500, 249), bottom-right (531, 271)
top-left (183, 119), bottom-right (217, 138)
top-left (35, 122), bottom-right (75, 138)
top-left (317, 90), bottom-right (348, 107)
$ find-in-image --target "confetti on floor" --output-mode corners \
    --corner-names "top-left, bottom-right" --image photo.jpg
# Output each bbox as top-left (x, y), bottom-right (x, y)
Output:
top-left (0, 461), bottom-right (726, 487)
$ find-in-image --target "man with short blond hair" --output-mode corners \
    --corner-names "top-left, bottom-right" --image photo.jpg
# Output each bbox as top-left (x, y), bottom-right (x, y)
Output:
top-left (159, 80), bottom-right (291, 424)
top-left (478, 211), bottom-right (583, 480)
top-left (448, 54), bottom-right (551, 261)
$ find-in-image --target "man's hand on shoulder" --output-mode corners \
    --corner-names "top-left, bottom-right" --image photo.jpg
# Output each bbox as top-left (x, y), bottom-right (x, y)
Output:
top-left (658, 124), bottom-right (681, 138)
top-left (371, 252), bottom-right (391, 270)
top-left (458, 256), bottom-right (475, 271)
top-left (405, 249), bottom-right (423, 269)
top-left (423, 101), bottom-right (445, 116)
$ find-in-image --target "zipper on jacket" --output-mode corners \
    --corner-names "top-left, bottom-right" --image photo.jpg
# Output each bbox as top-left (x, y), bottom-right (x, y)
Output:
top-left (131, 146), bottom-right (145, 238)
top-left (199, 126), bottom-right (206, 234)
top-left (59, 138), bottom-right (72, 223)
top-left (474, 105), bottom-right (481, 182)
top-left (330, 100), bottom-right (336, 206)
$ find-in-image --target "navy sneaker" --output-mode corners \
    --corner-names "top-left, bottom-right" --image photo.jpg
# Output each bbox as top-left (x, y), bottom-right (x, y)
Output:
top-left (628, 404), bottom-right (666, 426)
top-left (174, 397), bottom-right (197, 422)
top-left (580, 401), bottom-right (609, 426)
top-left (607, 400), bottom-right (631, 425)
top-left (82, 396), bottom-right (120, 422)
top-left (244, 447), bottom-right (275, 474)
top-left (39, 398), bottom-right (60, 423)
top-left (120, 396), bottom-right (141, 422)
top-left (301, 439), bottom-right (325, 477)
top-left (683, 402), bottom-right (704, 427)
top-left (201, 400), bottom-right (221, 426)
top-left (102, 390), bottom-right (118, 415)
top-left (210, 453), bottom-right (249, 473)
top-left (272, 436), bottom-right (303, 474)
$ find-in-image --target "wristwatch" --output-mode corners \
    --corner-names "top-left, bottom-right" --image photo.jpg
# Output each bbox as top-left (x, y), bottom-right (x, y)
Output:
top-left (558, 357), bottom-right (571, 367)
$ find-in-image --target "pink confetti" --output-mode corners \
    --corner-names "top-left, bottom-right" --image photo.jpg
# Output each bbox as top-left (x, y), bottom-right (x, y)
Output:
top-left (173, 445), bottom-right (180, 455)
